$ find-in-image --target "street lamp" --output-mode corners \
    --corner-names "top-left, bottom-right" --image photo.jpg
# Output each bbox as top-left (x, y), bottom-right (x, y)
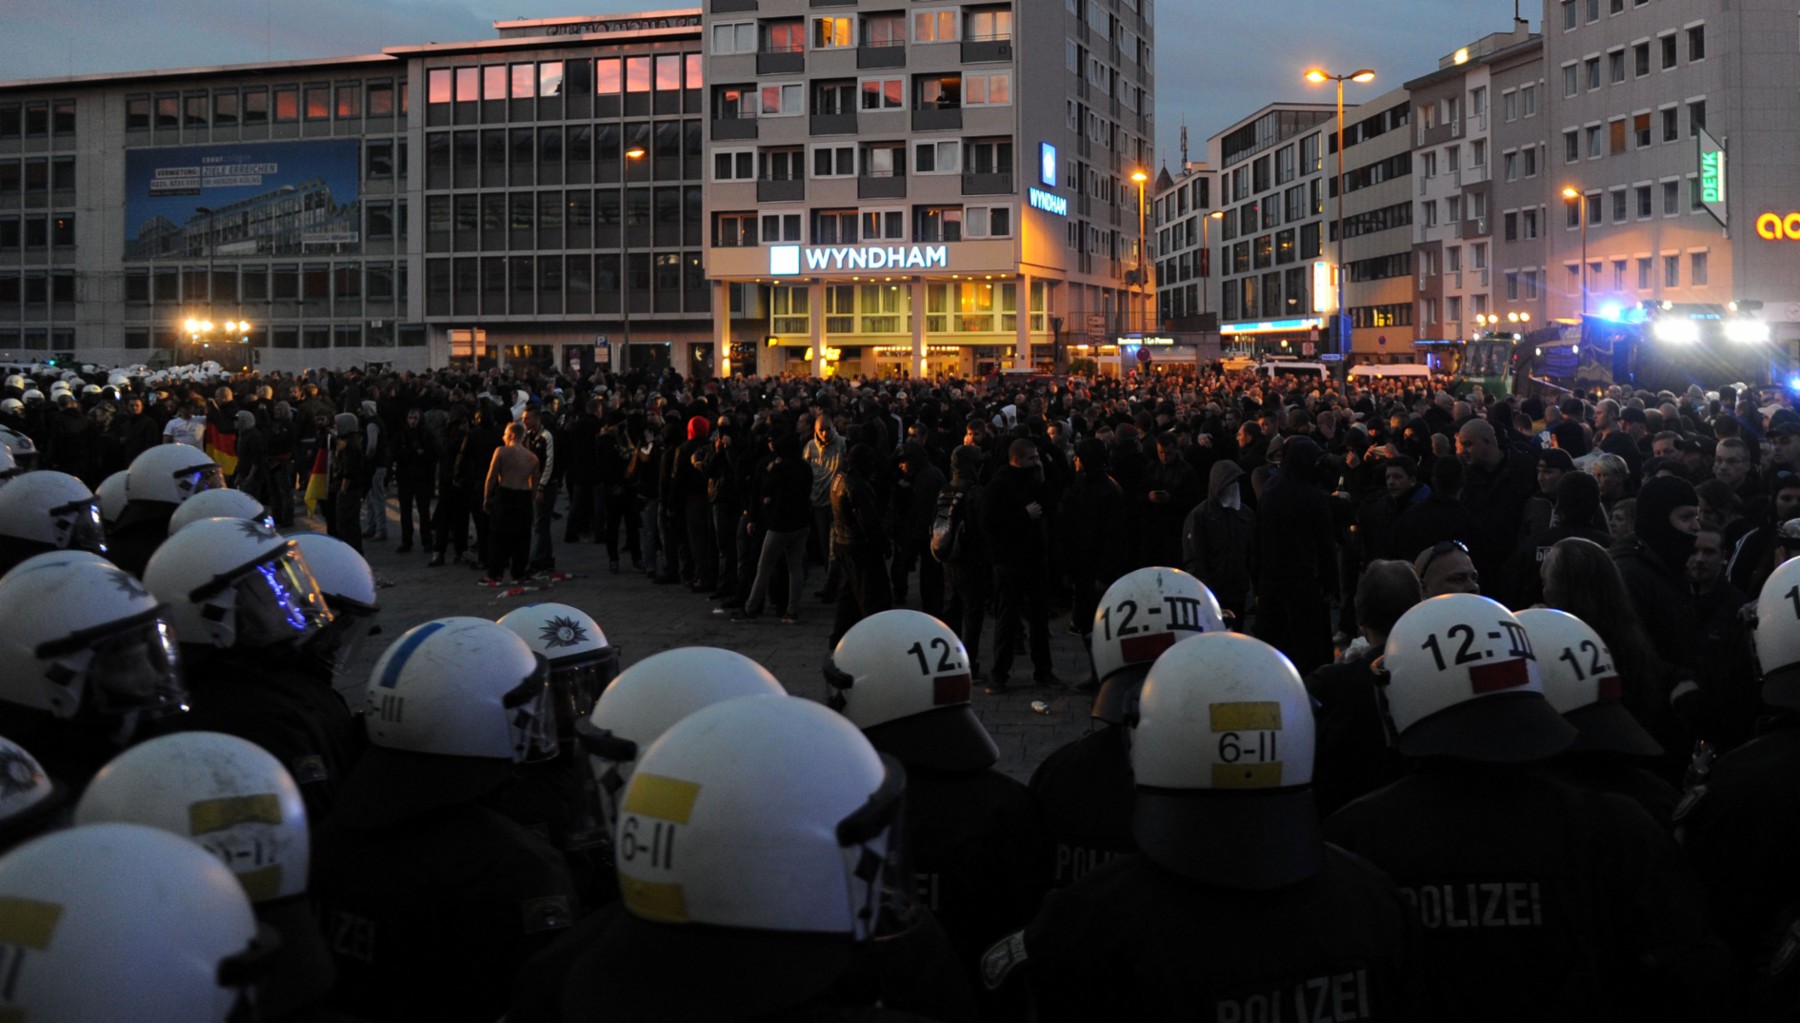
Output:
top-left (1304, 67), bottom-right (1375, 357)
top-left (1560, 185), bottom-right (1588, 318)
top-left (1201, 209), bottom-right (1223, 330)
top-left (617, 146), bottom-right (646, 374)
top-left (1131, 168), bottom-right (1149, 334)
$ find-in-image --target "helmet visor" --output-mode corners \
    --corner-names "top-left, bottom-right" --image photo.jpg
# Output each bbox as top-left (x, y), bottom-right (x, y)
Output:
top-left (548, 646), bottom-right (622, 738)
top-left (48, 496), bottom-right (106, 554)
top-left (231, 550), bottom-right (335, 649)
top-left (173, 462), bottom-right (226, 501)
top-left (836, 754), bottom-right (918, 942)
top-left (502, 653), bottom-right (559, 763)
top-left (301, 608), bottom-right (375, 679)
top-left (40, 609), bottom-right (186, 719)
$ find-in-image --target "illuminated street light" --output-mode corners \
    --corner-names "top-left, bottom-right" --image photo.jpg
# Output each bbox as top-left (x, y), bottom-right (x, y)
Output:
top-left (1304, 67), bottom-right (1376, 357)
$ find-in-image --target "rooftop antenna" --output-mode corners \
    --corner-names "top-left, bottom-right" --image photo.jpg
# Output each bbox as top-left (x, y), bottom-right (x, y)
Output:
top-left (1179, 120), bottom-right (1189, 168)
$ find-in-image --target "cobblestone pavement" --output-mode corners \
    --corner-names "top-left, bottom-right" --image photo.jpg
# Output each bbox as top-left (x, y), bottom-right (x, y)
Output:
top-left (321, 503), bottom-right (1098, 782)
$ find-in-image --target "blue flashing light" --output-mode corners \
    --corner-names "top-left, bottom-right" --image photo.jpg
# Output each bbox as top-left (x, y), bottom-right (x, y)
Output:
top-left (1597, 301), bottom-right (1624, 322)
top-left (1788, 376), bottom-right (1800, 393)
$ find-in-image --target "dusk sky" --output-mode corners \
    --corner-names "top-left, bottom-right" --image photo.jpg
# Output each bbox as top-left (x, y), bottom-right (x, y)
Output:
top-left (2, 0), bottom-right (1533, 170)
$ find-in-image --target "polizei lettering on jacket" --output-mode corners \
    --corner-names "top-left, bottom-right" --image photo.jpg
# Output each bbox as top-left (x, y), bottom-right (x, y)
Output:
top-left (803, 245), bottom-right (949, 272)
top-left (1399, 880), bottom-right (1543, 929)
top-left (1213, 967), bottom-right (1372, 1023)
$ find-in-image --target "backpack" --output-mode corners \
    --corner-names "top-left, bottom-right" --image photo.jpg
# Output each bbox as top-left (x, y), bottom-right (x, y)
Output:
top-left (929, 486), bottom-right (970, 564)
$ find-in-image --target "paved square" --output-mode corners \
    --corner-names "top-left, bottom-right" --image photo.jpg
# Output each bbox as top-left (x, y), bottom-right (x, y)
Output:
top-left (326, 507), bottom-right (1099, 781)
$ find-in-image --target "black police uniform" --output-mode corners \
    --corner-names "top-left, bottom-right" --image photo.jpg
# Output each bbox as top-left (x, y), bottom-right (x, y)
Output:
top-left (1327, 765), bottom-right (1735, 1022)
top-left (181, 658), bottom-right (364, 829)
top-left (904, 766), bottom-right (1047, 976)
top-left (1678, 719), bottom-right (1800, 967)
top-left (315, 801), bottom-right (577, 1023)
top-left (982, 848), bottom-right (1420, 1022)
top-left (1027, 724), bottom-right (1135, 887)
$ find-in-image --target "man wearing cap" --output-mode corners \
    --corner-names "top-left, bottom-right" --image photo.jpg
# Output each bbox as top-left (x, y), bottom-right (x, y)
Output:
top-left (1326, 593), bottom-right (1734, 1021)
top-left (1521, 447), bottom-right (1575, 537)
top-left (1501, 472), bottom-right (1614, 609)
top-left (1768, 408), bottom-right (1800, 476)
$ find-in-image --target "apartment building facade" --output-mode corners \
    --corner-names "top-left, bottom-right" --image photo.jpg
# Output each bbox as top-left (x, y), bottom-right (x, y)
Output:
top-left (700, 0), bottom-right (1153, 378)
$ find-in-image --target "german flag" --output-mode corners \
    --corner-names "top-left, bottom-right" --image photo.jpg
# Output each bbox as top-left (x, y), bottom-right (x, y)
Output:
top-left (203, 421), bottom-right (239, 477)
top-left (303, 448), bottom-right (330, 517)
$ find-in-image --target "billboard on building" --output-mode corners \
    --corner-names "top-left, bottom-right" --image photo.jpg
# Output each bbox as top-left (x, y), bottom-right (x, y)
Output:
top-left (123, 140), bottom-right (361, 260)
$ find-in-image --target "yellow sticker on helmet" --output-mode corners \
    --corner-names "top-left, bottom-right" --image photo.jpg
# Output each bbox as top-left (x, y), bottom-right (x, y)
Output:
top-left (620, 877), bottom-right (688, 923)
top-left (622, 774), bottom-right (700, 824)
top-left (188, 794), bottom-right (283, 835)
top-left (0, 896), bottom-right (62, 950)
top-left (1210, 701), bottom-right (1283, 732)
top-left (238, 865), bottom-right (284, 904)
top-left (1212, 762), bottom-right (1285, 789)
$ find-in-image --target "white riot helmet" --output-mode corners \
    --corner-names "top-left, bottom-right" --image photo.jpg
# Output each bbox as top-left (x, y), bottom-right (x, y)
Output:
top-left (124, 444), bottom-right (223, 507)
top-left (168, 488), bottom-right (272, 535)
top-left (824, 609), bottom-right (994, 772)
top-left (20, 389), bottom-right (42, 405)
top-left (95, 470), bottom-right (128, 528)
top-left (1515, 608), bottom-right (1660, 757)
top-left (1755, 556), bottom-right (1800, 710)
top-left (1089, 567), bottom-right (1226, 723)
top-left (499, 602), bottom-right (622, 738)
top-left (0, 555), bottom-right (184, 723)
top-left (76, 732), bottom-right (308, 903)
top-left (578, 647), bottom-right (784, 838)
top-left (143, 518), bottom-right (332, 651)
top-left (2, 375), bottom-right (22, 392)
top-left (0, 823), bottom-right (273, 1023)
top-left (1382, 594), bottom-right (1576, 763)
top-left (0, 444), bottom-right (15, 485)
top-left (342, 618), bottom-right (553, 827)
top-left (1132, 632), bottom-right (1320, 888)
top-left (594, 696), bottom-right (909, 1018)
top-left (287, 533), bottom-right (379, 699)
top-left (0, 735), bottom-right (64, 850)
top-left (0, 424), bottom-right (37, 472)
top-left (0, 470), bottom-right (104, 571)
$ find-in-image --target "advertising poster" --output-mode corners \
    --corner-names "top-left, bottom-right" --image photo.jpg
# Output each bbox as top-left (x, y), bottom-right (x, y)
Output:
top-left (124, 139), bottom-right (361, 260)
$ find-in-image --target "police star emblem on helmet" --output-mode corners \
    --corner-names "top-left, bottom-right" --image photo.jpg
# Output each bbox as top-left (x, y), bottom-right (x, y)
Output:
top-left (107, 568), bottom-right (149, 600)
top-left (538, 615), bottom-right (588, 649)
top-left (0, 746), bottom-right (42, 798)
top-left (234, 519), bottom-right (276, 540)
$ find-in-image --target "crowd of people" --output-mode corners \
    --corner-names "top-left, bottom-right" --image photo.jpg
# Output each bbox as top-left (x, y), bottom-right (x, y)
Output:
top-left (0, 355), bottom-right (1798, 1020)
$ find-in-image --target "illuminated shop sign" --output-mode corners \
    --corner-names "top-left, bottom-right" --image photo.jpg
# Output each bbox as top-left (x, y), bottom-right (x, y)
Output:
top-left (1756, 213), bottom-right (1800, 241)
top-left (1040, 143), bottom-right (1058, 186)
top-left (769, 244), bottom-right (948, 275)
top-left (1219, 317), bottom-right (1324, 336)
top-left (1117, 335), bottom-right (1176, 346)
top-left (1028, 188), bottom-right (1068, 216)
top-left (1697, 126), bottom-right (1727, 227)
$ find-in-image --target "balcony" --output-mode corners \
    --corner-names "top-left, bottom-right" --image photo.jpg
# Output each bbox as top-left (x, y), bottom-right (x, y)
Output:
top-left (757, 49), bottom-right (805, 75)
top-left (858, 174), bottom-right (907, 199)
top-left (810, 112), bottom-right (857, 135)
top-left (857, 44), bottom-right (906, 69)
top-left (757, 178), bottom-right (806, 202)
top-left (912, 106), bottom-right (962, 131)
top-left (710, 0), bottom-right (756, 10)
top-left (711, 118), bottom-right (759, 141)
top-left (1448, 119), bottom-right (1462, 138)
top-left (961, 38), bottom-right (1014, 63)
top-left (1457, 164), bottom-right (1488, 186)
top-left (961, 171), bottom-right (1014, 195)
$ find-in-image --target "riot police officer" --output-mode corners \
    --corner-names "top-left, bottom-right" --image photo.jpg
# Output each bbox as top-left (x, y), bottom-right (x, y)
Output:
top-left (1327, 593), bottom-right (1733, 1021)
top-left (1028, 566), bottom-right (1224, 886)
top-left (315, 617), bottom-right (577, 1023)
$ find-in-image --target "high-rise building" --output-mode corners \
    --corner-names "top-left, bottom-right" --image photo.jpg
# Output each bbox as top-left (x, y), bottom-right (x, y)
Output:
top-left (700, 0), bottom-right (1154, 378)
top-left (0, 11), bottom-right (722, 373)
top-left (1541, 0), bottom-right (1800, 328)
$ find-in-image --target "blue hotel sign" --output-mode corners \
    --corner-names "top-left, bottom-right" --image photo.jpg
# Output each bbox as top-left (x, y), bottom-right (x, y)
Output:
top-left (1029, 187), bottom-right (1067, 216)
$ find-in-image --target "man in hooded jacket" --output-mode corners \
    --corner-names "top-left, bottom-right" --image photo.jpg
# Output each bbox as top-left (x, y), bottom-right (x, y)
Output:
top-left (1182, 460), bottom-right (1255, 623)
top-left (1254, 436), bottom-right (1337, 674)
top-left (1610, 475), bottom-right (1703, 758)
